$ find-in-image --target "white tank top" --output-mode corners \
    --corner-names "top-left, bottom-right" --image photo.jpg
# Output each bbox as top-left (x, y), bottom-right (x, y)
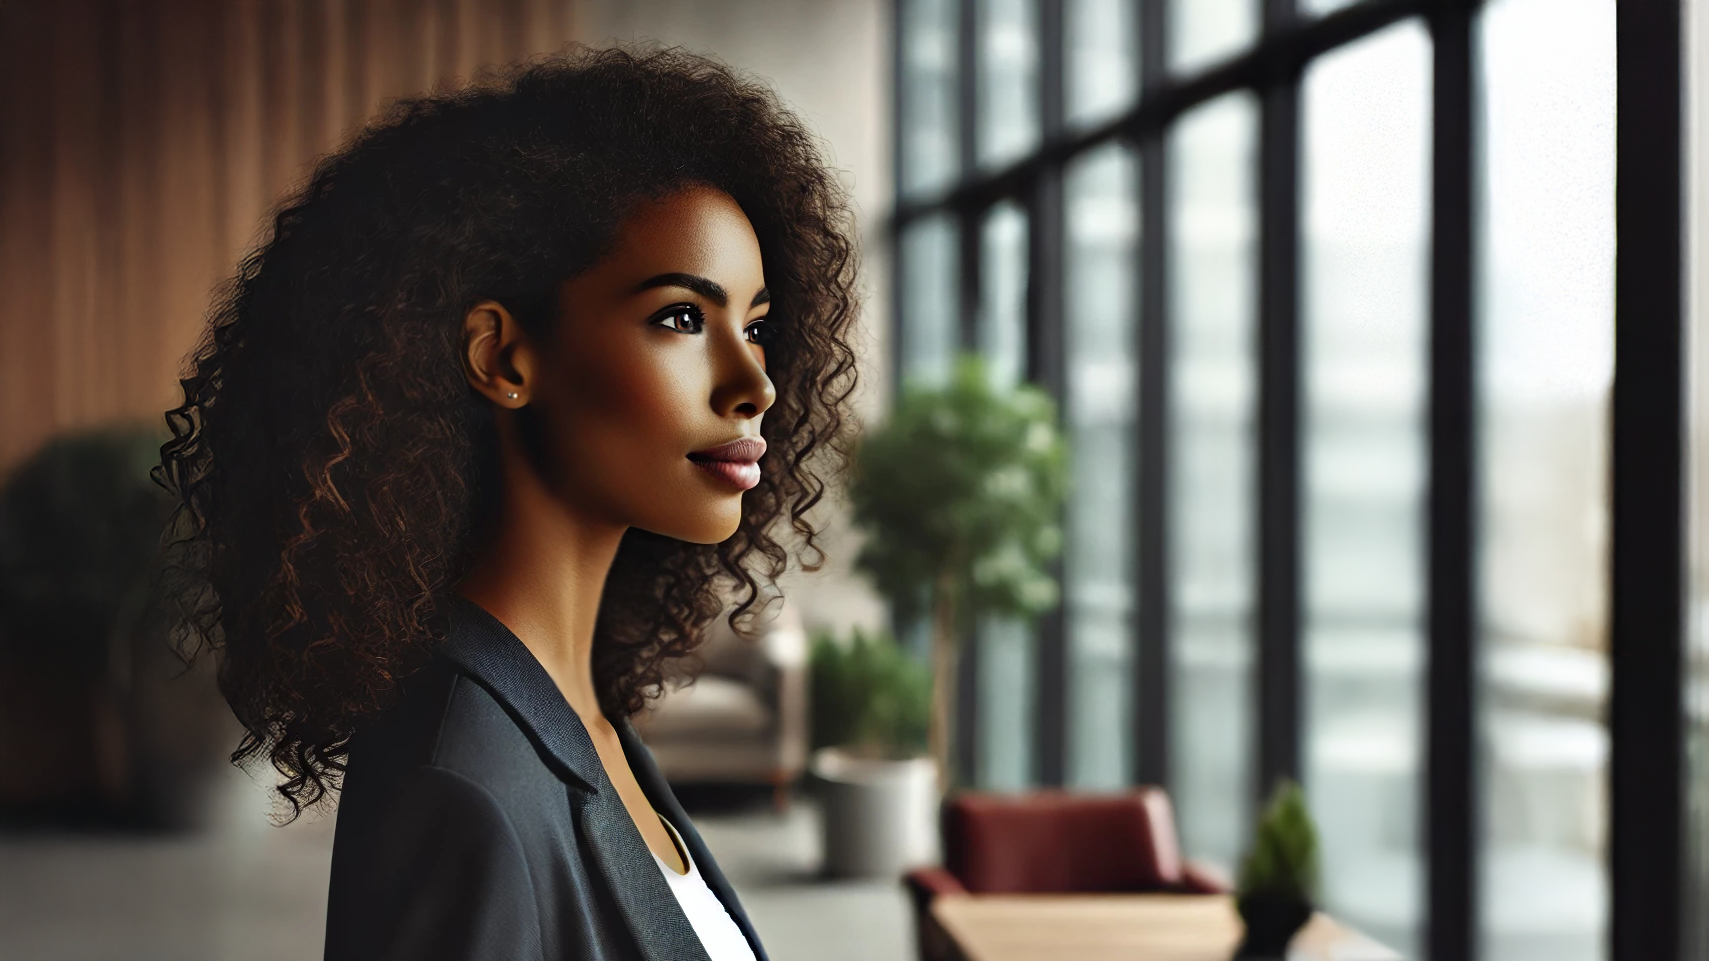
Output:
top-left (651, 813), bottom-right (759, 961)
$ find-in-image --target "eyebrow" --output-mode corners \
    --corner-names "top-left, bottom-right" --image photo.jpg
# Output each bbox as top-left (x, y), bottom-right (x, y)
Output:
top-left (632, 272), bottom-right (770, 308)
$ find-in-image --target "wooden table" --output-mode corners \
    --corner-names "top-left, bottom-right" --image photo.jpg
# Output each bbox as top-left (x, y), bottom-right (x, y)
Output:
top-left (930, 893), bottom-right (1404, 961)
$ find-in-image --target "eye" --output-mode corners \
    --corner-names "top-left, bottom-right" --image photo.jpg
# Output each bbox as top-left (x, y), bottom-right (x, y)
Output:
top-left (653, 303), bottom-right (705, 333)
top-left (744, 319), bottom-right (773, 347)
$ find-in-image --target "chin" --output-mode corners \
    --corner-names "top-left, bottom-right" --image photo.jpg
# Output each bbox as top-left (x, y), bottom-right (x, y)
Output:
top-left (645, 506), bottom-right (743, 546)
top-left (699, 512), bottom-right (744, 545)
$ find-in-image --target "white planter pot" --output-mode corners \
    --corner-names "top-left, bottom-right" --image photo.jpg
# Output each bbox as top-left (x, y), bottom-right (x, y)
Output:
top-left (811, 747), bottom-right (939, 879)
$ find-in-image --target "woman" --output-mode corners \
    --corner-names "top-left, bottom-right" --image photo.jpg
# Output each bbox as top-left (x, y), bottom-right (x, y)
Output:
top-left (156, 46), bottom-right (857, 961)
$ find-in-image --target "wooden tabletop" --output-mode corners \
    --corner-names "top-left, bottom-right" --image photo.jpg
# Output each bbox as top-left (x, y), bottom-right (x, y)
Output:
top-left (930, 893), bottom-right (1404, 961)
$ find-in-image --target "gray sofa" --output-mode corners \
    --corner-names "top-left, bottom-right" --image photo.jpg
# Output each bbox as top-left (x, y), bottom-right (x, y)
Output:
top-left (633, 602), bottom-right (808, 808)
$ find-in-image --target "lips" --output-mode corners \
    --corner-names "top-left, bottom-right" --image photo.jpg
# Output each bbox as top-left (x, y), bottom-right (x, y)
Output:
top-left (687, 437), bottom-right (766, 491)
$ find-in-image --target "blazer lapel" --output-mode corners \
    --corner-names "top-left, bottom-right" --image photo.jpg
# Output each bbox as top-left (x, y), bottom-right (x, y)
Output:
top-left (440, 596), bottom-right (712, 961)
top-left (576, 774), bottom-right (714, 961)
top-left (440, 596), bottom-right (602, 790)
top-left (620, 717), bottom-right (772, 961)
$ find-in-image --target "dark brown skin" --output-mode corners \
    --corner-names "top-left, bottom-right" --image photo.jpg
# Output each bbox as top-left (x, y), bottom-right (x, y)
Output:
top-left (457, 185), bottom-right (773, 874)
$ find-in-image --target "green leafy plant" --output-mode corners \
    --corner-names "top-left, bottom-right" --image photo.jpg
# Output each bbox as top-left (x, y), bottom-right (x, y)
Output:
top-left (0, 425), bottom-right (174, 673)
top-left (1238, 779), bottom-right (1322, 904)
top-left (0, 425), bottom-right (230, 827)
top-left (809, 627), bottom-right (931, 760)
top-left (848, 354), bottom-right (1068, 785)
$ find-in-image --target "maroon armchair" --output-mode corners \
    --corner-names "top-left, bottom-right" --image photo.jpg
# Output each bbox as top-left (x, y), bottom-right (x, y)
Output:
top-left (903, 788), bottom-right (1230, 961)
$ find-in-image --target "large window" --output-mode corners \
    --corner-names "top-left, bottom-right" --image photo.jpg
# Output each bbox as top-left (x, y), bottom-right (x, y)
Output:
top-left (893, 3), bottom-right (1682, 961)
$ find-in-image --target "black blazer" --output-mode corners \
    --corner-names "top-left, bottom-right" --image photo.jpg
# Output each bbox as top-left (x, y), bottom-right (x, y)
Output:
top-left (323, 596), bottom-right (769, 961)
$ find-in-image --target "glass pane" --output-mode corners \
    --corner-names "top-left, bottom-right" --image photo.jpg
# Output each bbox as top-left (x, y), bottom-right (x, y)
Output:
top-left (1477, 3), bottom-right (1614, 960)
top-left (1301, 20), bottom-right (1430, 958)
top-left (977, 0), bottom-right (1040, 169)
top-left (977, 201), bottom-right (1035, 789)
top-left (1066, 0), bottom-right (1139, 130)
top-left (1064, 143), bottom-right (1140, 789)
top-left (900, 214), bottom-right (961, 388)
top-left (901, 0), bottom-right (960, 197)
top-left (1166, 91), bottom-right (1259, 875)
top-left (977, 618), bottom-right (1036, 788)
top-left (979, 202), bottom-right (1029, 390)
top-left (1170, 0), bottom-right (1258, 77)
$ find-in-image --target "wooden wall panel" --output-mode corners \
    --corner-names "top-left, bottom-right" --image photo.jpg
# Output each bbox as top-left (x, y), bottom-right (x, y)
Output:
top-left (48, 0), bottom-right (107, 430)
top-left (0, 0), bottom-right (579, 471)
top-left (3, 5), bottom-right (59, 450)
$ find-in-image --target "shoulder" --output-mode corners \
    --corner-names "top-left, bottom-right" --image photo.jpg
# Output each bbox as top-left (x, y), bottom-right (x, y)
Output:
top-left (325, 759), bottom-right (547, 961)
top-left (341, 655), bottom-right (566, 818)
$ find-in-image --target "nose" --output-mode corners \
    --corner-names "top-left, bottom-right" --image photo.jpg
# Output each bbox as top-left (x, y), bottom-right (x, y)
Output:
top-left (709, 325), bottom-right (775, 419)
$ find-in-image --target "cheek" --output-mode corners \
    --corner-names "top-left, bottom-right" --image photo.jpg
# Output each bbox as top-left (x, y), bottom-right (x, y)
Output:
top-left (542, 332), bottom-right (740, 542)
top-left (557, 339), bottom-right (706, 467)
top-left (593, 348), bottom-right (701, 435)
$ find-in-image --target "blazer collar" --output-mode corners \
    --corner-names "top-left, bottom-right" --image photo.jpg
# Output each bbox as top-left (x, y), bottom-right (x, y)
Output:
top-left (438, 594), bottom-right (764, 961)
top-left (439, 593), bottom-right (604, 792)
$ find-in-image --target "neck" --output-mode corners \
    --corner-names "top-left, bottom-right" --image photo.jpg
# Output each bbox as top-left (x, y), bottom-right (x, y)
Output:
top-left (455, 437), bottom-right (627, 725)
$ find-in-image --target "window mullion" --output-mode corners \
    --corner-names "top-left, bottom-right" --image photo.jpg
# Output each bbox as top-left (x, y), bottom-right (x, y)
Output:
top-left (1030, 0), bottom-right (1070, 788)
top-left (1133, 0), bottom-right (1169, 791)
top-left (1257, 0), bottom-right (1303, 815)
top-left (1425, 3), bottom-right (1477, 960)
top-left (1609, 2), bottom-right (1686, 960)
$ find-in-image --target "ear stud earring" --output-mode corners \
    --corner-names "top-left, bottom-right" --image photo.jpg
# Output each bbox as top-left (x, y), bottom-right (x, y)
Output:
top-left (506, 392), bottom-right (519, 400)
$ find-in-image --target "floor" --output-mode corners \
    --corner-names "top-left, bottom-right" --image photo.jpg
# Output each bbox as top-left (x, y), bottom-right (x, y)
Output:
top-left (0, 768), bottom-right (914, 961)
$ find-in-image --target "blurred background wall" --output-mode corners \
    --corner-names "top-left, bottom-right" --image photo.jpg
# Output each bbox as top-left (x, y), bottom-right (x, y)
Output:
top-left (0, 0), bottom-right (576, 471)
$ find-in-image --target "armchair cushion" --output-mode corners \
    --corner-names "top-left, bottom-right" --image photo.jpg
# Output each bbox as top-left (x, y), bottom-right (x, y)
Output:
top-left (643, 675), bottom-right (771, 738)
top-left (943, 787), bottom-right (1186, 894)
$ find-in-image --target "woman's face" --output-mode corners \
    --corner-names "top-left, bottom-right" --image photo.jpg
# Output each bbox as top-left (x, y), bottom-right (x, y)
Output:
top-left (515, 185), bottom-right (775, 544)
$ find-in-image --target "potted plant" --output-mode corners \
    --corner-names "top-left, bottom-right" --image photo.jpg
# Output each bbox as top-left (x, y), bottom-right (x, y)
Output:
top-left (0, 426), bottom-right (230, 828)
top-left (808, 627), bottom-right (936, 878)
top-left (1234, 779), bottom-right (1323, 959)
top-left (847, 354), bottom-right (1067, 790)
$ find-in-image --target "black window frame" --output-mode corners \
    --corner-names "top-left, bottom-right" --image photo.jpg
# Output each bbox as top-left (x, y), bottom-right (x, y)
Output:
top-left (889, 1), bottom-right (1688, 960)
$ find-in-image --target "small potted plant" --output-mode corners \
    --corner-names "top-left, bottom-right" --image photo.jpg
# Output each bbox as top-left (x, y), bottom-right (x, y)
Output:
top-left (1234, 779), bottom-right (1323, 959)
top-left (808, 627), bottom-right (936, 878)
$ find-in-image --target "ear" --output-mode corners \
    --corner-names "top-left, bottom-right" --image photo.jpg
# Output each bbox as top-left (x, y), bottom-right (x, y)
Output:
top-left (462, 300), bottom-right (536, 408)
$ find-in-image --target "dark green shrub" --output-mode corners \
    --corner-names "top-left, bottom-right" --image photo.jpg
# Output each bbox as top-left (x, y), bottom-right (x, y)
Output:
top-left (809, 627), bottom-right (931, 760)
top-left (0, 426), bottom-right (173, 673)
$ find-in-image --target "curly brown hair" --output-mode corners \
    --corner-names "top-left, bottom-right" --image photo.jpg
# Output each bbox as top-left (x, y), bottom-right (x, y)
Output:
top-left (154, 45), bottom-right (858, 819)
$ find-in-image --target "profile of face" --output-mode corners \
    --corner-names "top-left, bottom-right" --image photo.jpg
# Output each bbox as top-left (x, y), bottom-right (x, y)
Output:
top-left (463, 185), bottom-right (776, 544)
